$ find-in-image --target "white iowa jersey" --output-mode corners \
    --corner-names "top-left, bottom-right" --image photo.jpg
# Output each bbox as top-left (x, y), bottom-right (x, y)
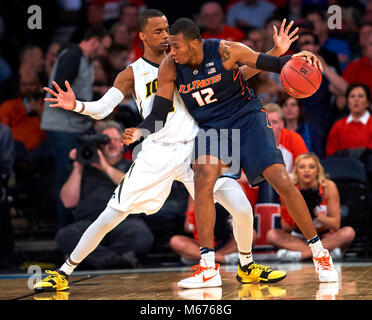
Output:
top-left (130, 57), bottom-right (199, 144)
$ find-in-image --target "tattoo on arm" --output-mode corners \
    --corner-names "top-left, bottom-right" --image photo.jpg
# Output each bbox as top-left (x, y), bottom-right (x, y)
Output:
top-left (220, 46), bottom-right (231, 62)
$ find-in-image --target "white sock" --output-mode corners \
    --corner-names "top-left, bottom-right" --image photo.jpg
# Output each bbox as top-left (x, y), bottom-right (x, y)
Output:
top-left (59, 258), bottom-right (78, 276)
top-left (239, 251), bottom-right (253, 267)
top-left (200, 250), bottom-right (216, 268)
top-left (307, 235), bottom-right (324, 257)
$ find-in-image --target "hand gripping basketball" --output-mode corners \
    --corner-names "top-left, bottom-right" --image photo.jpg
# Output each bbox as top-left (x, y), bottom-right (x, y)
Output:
top-left (280, 52), bottom-right (323, 98)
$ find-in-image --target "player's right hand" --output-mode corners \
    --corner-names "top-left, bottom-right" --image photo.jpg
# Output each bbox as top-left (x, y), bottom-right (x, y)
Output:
top-left (272, 19), bottom-right (299, 56)
top-left (44, 80), bottom-right (76, 110)
top-left (292, 50), bottom-right (324, 72)
top-left (121, 127), bottom-right (142, 145)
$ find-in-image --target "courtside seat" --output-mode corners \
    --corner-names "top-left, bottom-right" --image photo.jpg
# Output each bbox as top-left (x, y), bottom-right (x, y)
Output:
top-left (321, 156), bottom-right (370, 258)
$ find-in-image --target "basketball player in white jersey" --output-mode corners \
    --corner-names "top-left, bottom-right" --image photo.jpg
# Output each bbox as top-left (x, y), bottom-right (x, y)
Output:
top-left (34, 10), bottom-right (297, 292)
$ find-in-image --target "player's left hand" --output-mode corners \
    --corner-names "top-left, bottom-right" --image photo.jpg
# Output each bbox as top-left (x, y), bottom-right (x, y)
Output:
top-left (292, 50), bottom-right (324, 72)
top-left (273, 19), bottom-right (299, 55)
top-left (122, 127), bottom-right (142, 145)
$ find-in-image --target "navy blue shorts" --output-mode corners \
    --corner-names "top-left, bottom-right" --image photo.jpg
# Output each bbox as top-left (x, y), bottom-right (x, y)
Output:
top-left (193, 99), bottom-right (284, 186)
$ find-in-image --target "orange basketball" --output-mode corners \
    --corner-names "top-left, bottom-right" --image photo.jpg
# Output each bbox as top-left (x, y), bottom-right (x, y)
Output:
top-left (280, 57), bottom-right (322, 99)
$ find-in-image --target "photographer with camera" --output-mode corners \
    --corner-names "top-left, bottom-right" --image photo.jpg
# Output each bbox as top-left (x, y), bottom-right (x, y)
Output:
top-left (0, 70), bottom-right (47, 158)
top-left (56, 120), bottom-right (154, 269)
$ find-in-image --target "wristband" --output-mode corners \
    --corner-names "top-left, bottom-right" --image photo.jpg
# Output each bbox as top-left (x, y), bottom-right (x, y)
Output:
top-left (73, 101), bottom-right (85, 113)
top-left (256, 53), bottom-right (292, 74)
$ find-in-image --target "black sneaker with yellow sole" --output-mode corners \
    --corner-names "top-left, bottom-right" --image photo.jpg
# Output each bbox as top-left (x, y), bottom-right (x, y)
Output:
top-left (236, 262), bottom-right (286, 284)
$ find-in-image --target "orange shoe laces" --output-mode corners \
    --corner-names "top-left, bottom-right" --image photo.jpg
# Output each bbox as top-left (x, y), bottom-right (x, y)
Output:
top-left (190, 264), bottom-right (219, 276)
top-left (314, 255), bottom-right (332, 270)
top-left (190, 265), bottom-right (210, 276)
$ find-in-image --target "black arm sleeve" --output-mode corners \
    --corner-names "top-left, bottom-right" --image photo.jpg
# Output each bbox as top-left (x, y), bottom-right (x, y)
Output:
top-left (255, 53), bottom-right (292, 74)
top-left (138, 95), bottom-right (174, 134)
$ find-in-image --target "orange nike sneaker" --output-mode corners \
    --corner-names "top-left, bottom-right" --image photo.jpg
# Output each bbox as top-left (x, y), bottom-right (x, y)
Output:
top-left (313, 249), bottom-right (339, 282)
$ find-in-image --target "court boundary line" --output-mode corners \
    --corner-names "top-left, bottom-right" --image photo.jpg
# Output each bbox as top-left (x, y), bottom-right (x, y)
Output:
top-left (2, 261), bottom-right (372, 280)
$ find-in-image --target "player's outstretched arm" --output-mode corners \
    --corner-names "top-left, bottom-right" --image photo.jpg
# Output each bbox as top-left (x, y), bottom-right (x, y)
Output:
top-left (221, 38), bottom-right (322, 76)
top-left (240, 19), bottom-right (299, 80)
top-left (122, 55), bottom-right (176, 145)
top-left (43, 67), bottom-right (134, 119)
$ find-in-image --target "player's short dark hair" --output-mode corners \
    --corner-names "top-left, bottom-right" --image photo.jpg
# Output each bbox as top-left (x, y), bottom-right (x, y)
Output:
top-left (170, 18), bottom-right (202, 41)
top-left (83, 25), bottom-right (110, 41)
top-left (137, 9), bottom-right (165, 32)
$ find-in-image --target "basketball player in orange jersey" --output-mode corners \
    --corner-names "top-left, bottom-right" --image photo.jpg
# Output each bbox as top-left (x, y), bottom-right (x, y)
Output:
top-left (34, 10), bottom-right (299, 292)
top-left (123, 18), bottom-right (339, 286)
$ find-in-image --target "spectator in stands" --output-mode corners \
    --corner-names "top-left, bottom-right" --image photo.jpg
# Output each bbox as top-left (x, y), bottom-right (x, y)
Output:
top-left (265, 103), bottom-right (308, 173)
top-left (0, 73), bottom-right (54, 236)
top-left (297, 31), bottom-right (348, 138)
top-left (245, 28), bottom-right (266, 52)
top-left (120, 4), bottom-right (142, 64)
top-left (266, 152), bottom-right (356, 262)
top-left (19, 45), bottom-right (44, 75)
top-left (18, 45), bottom-right (47, 86)
top-left (342, 33), bottom-right (372, 101)
top-left (200, 1), bottom-right (245, 42)
top-left (226, 0), bottom-right (276, 30)
top-left (56, 120), bottom-right (154, 269)
top-left (286, 0), bottom-right (303, 22)
top-left (280, 95), bottom-right (324, 158)
top-left (0, 70), bottom-right (46, 156)
top-left (326, 83), bottom-right (372, 158)
top-left (305, 7), bottom-right (350, 72)
top-left (92, 57), bottom-right (113, 101)
top-left (107, 44), bottom-right (130, 73)
top-left (41, 26), bottom-right (112, 229)
top-left (338, 5), bottom-right (363, 62)
top-left (120, 4), bottom-right (139, 40)
top-left (356, 22), bottom-right (372, 60)
top-left (110, 22), bottom-right (132, 48)
top-left (100, 0), bottom-right (123, 27)
top-left (70, 1), bottom-right (109, 43)
top-left (362, 0), bottom-right (372, 24)
top-left (263, 15), bottom-right (286, 53)
top-left (45, 42), bottom-right (61, 78)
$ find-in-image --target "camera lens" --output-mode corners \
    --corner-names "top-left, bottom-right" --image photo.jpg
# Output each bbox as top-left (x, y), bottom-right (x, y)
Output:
top-left (81, 147), bottom-right (93, 160)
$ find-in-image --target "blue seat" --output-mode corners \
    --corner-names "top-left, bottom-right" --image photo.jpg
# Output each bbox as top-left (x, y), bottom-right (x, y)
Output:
top-left (321, 157), bottom-right (367, 184)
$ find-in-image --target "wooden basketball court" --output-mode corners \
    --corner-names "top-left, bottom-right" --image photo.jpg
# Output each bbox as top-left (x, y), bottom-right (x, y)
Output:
top-left (1, 261), bottom-right (372, 301)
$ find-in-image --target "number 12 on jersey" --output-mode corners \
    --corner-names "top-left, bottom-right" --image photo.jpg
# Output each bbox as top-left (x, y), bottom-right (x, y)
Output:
top-left (191, 88), bottom-right (218, 107)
